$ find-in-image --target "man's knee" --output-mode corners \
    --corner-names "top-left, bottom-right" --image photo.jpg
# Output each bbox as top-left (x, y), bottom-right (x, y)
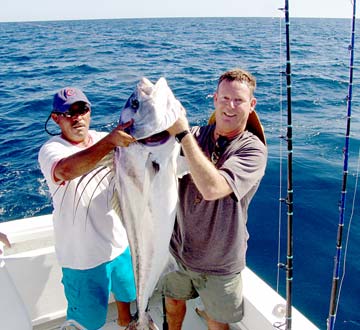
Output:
top-left (165, 297), bottom-right (186, 330)
top-left (165, 297), bottom-right (186, 313)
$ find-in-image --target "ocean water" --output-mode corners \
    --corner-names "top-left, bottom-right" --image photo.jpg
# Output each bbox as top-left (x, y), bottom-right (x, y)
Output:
top-left (0, 17), bottom-right (359, 329)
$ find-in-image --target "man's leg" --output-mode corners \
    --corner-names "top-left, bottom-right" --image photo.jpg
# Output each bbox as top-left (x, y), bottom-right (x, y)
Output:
top-left (207, 317), bottom-right (230, 330)
top-left (165, 297), bottom-right (187, 330)
top-left (116, 301), bottom-right (132, 327)
top-left (111, 249), bottom-right (136, 327)
top-left (62, 267), bottom-right (109, 330)
top-left (195, 308), bottom-right (229, 330)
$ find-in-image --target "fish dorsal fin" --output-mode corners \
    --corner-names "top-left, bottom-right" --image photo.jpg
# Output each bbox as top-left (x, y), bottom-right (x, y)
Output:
top-left (97, 150), bottom-right (114, 169)
top-left (208, 110), bottom-right (266, 145)
top-left (111, 188), bottom-right (121, 219)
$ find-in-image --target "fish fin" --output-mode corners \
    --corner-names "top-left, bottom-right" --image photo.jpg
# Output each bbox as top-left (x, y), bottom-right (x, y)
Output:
top-left (73, 166), bottom-right (108, 218)
top-left (127, 312), bottom-right (159, 330)
top-left (73, 172), bottom-right (92, 221)
top-left (56, 181), bottom-right (70, 211)
top-left (84, 169), bottom-right (112, 227)
top-left (68, 166), bottom-right (111, 229)
top-left (111, 187), bottom-right (122, 223)
top-left (146, 153), bottom-right (160, 180)
top-left (152, 160), bottom-right (160, 173)
top-left (97, 150), bottom-right (115, 169)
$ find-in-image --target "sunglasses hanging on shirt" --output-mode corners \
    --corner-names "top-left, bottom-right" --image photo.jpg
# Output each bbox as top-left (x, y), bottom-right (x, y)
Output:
top-left (211, 136), bottom-right (229, 165)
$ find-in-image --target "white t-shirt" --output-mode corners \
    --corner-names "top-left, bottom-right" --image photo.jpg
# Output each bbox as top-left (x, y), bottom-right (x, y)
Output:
top-left (38, 130), bottom-right (129, 270)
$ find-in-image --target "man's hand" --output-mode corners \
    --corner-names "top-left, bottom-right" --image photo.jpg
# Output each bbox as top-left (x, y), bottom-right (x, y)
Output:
top-left (0, 232), bottom-right (11, 255)
top-left (167, 107), bottom-right (190, 136)
top-left (108, 120), bottom-right (136, 147)
top-left (54, 119), bottom-right (136, 182)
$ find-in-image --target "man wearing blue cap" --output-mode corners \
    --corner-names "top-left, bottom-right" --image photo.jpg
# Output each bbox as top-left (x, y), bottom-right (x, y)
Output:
top-left (38, 87), bottom-right (136, 330)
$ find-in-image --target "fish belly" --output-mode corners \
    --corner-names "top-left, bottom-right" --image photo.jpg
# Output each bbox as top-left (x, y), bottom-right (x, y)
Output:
top-left (114, 141), bottom-right (180, 327)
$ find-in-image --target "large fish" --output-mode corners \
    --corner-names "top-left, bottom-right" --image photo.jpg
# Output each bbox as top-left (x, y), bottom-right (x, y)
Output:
top-left (112, 77), bottom-right (186, 330)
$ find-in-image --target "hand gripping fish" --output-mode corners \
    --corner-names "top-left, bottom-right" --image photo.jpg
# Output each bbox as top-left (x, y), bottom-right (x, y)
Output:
top-left (112, 77), bottom-right (187, 330)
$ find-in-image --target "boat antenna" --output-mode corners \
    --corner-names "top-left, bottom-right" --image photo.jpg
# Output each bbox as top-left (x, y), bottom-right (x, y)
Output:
top-left (277, 1), bottom-right (294, 329)
top-left (327, 1), bottom-right (357, 329)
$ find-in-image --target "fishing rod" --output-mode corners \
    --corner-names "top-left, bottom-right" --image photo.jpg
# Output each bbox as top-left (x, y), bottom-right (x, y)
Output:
top-left (327, 1), bottom-right (357, 329)
top-left (277, 1), bottom-right (293, 329)
top-left (283, 1), bottom-right (293, 329)
top-left (276, 1), bottom-right (294, 329)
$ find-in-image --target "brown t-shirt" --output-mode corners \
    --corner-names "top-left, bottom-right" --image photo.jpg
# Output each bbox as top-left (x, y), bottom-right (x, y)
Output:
top-left (170, 125), bottom-right (268, 275)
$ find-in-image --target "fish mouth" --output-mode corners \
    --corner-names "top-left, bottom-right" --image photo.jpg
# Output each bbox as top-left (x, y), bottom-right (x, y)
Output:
top-left (138, 130), bottom-right (170, 146)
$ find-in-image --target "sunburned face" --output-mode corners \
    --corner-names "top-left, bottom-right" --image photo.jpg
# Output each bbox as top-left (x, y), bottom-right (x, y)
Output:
top-left (51, 104), bottom-right (91, 146)
top-left (213, 79), bottom-right (256, 139)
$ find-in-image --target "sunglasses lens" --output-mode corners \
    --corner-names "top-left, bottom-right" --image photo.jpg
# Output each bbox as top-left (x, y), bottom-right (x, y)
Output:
top-left (66, 103), bottom-right (90, 117)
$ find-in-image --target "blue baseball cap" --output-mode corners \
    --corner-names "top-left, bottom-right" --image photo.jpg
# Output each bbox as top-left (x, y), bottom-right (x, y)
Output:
top-left (52, 87), bottom-right (91, 113)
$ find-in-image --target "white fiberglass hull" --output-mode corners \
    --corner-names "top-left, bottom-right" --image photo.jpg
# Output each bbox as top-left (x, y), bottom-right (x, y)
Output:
top-left (0, 215), bottom-right (319, 330)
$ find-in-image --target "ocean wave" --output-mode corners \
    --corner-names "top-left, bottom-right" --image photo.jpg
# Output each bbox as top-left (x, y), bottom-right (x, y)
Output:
top-left (0, 17), bottom-right (359, 328)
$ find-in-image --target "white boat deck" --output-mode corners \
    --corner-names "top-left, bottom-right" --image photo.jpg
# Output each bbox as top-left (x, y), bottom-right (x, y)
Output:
top-left (0, 215), bottom-right (319, 330)
top-left (32, 295), bottom-right (209, 330)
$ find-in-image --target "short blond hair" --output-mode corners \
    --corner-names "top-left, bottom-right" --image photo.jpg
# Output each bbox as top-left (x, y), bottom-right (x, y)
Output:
top-left (217, 68), bottom-right (256, 96)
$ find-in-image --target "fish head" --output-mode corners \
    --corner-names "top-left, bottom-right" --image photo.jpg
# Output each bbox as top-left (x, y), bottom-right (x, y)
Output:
top-left (120, 77), bottom-right (181, 145)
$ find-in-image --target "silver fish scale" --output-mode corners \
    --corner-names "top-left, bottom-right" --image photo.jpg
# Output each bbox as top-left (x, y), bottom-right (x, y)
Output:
top-left (113, 77), bottom-right (185, 329)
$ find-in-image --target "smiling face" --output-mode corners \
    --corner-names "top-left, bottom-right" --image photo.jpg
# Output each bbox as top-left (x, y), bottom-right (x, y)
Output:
top-left (213, 79), bottom-right (257, 139)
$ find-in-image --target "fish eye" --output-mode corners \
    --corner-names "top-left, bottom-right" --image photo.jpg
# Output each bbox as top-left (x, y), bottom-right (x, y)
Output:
top-left (131, 98), bottom-right (139, 110)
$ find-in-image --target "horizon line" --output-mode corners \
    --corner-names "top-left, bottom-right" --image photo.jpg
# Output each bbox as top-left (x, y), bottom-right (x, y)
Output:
top-left (0, 15), bottom-right (352, 24)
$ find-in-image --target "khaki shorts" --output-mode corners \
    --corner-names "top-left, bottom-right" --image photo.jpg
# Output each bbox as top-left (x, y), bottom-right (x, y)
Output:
top-left (162, 262), bottom-right (244, 323)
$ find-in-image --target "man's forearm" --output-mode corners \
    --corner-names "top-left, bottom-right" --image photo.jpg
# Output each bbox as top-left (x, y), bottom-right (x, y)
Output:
top-left (54, 137), bottom-right (115, 181)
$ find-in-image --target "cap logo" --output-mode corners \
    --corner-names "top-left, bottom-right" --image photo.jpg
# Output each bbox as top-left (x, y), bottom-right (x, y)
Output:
top-left (65, 88), bottom-right (76, 97)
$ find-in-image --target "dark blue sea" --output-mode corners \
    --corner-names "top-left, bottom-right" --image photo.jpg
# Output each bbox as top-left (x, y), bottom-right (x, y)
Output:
top-left (0, 17), bottom-right (359, 329)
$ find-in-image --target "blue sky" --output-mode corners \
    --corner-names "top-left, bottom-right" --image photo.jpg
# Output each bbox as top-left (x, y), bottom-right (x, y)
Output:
top-left (0, 0), bottom-right (354, 22)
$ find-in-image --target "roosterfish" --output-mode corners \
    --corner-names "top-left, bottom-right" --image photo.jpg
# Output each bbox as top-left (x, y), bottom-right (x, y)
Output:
top-left (112, 77), bottom-right (187, 329)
